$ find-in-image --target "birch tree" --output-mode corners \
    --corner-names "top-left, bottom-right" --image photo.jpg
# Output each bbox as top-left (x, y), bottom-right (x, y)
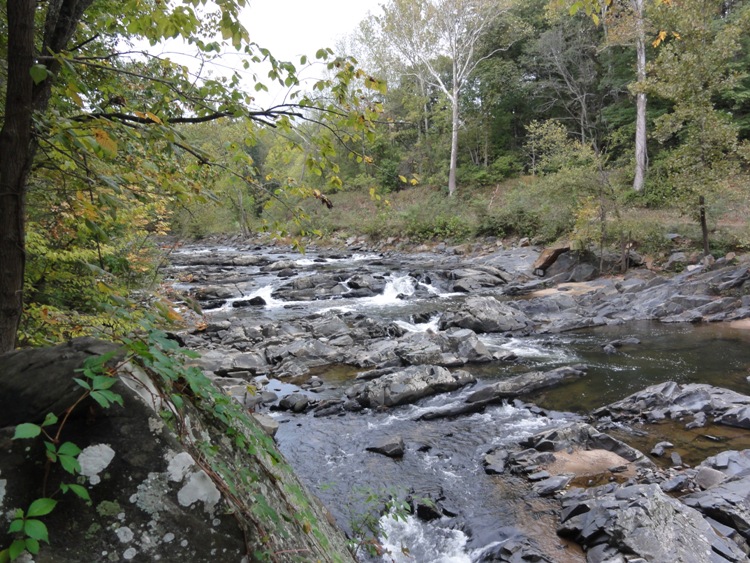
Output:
top-left (570, 0), bottom-right (653, 191)
top-left (377, 0), bottom-right (515, 196)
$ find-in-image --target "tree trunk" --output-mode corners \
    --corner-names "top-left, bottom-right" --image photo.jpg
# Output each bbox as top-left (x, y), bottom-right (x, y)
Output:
top-left (448, 84), bottom-right (459, 196)
top-left (0, 1), bottom-right (36, 352)
top-left (0, 0), bottom-right (93, 352)
top-left (632, 0), bottom-right (648, 192)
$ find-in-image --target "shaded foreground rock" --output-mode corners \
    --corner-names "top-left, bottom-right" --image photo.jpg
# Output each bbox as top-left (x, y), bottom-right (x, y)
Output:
top-left (0, 339), bottom-right (354, 562)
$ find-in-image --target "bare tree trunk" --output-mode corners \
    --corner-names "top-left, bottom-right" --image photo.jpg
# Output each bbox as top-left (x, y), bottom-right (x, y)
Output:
top-left (632, 0), bottom-right (648, 192)
top-left (448, 83), bottom-right (459, 196)
top-left (0, 1), bottom-right (36, 352)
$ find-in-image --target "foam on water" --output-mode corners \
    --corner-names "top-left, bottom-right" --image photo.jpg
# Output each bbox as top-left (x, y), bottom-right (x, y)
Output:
top-left (395, 315), bottom-right (440, 333)
top-left (378, 514), bottom-right (470, 563)
top-left (482, 336), bottom-right (577, 363)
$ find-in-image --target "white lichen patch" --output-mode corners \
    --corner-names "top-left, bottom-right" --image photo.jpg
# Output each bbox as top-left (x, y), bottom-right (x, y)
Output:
top-left (177, 470), bottom-right (220, 513)
top-left (162, 532), bottom-right (175, 543)
top-left (0, 478), bottom-right (7, 509)
top-left (115, 526), bottom-right (134, 543)
top-left (148, 417), bottom-right (165, 434)
top-left (131, 472), bottom-right (170, 518)
top-left (166, 452), bottom-right (195, 482)
top-left (123, 547), bottom-right (137, 560)
top-left (78, 444), bottom-right (116, 485)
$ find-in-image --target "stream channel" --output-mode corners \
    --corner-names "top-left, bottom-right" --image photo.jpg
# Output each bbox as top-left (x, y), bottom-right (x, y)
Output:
top-left (168, 242), bottom-right (750, 562)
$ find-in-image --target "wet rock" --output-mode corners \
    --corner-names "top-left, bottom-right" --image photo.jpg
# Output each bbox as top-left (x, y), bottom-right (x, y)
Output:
top-left (366, 436), bottom-right (405, 458)
top-left (651, 441), bottom-right (673, 457)
top-left (352, 365), bottom-right (476, 408)
top-left (192, 285), bottom-right (236, 300)
top-left (278, 393), bottom-right (310, 413)
top-left (439, 296), bottom-right (533, 334)
top-left (534, 474), bottom-right (573, 496)
top-left (466, 366), bottom-right (588, 404)
top-left (483, 449), bottom-right (509, 475)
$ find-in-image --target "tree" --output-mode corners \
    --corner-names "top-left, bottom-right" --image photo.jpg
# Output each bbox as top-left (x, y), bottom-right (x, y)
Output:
top-left (376, 0), bottom-right (516, 195)
top-left (646, 0), bottom-right (750, 206)
top-left (0, 0), bottom-right (383, 352)
top-left (568, 0), bottom-right (657, 191)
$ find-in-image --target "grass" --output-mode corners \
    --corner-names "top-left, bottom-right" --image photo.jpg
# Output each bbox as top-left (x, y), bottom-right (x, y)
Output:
top-left (177, 169), bottom-right (750, 263)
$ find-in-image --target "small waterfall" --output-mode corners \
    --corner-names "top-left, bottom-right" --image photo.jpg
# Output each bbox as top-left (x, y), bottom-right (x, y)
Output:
top-left (378, 514), bottom-right (470, 563)
top-left (370, 275), bottom-right (417, 305)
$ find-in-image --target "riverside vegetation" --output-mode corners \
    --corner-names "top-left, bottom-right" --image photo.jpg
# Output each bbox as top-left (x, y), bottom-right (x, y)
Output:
top-left (2, 0), bottom-right (750, 561)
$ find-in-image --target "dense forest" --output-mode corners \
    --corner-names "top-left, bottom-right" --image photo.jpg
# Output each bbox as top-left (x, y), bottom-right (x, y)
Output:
top-left (1, 0), bottom-right (749, 351)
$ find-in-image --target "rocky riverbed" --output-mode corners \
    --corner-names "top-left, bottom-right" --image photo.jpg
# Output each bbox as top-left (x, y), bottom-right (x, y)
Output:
top-left (165, 236), bottom-right (750, 562)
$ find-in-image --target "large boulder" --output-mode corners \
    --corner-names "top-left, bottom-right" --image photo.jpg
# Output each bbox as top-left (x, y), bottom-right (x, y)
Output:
top-left (0, 339), bottom-right (354, 563)
top-left (438, 296), bottom-right (533, 334)
top-left (594, 381), bottom-right (750, 428)
top-left (558, 483), bottom-right (748, 562)
top-left (349, 365), bottom-right (476, 408)
top-left (682, 472), bottom-right (750, 543)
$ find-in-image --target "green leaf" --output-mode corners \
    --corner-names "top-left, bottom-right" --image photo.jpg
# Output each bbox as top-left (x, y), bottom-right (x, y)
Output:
top-left (57, 442), bottom-right (81, 457)
top-left (171, 394), bottom-right (184, 409)
top-left (42, 412), bottom-right (59, 427)
top-left (73, 377), bottom-right (91, 391)
top-left (8, 519), bottom-right (23, 534)
top-left (23, 519), bottom-right (49, 543)
top-left (90, 375), bottom-right (118, 390)
top-left (29, 64), bottom-right (49, 85)
top-left (8, 540), bottom-right (25, 560)
top-left (65, 483), bottom-right (91, 502)
top-left (0, 547), bottom-right (10, 563)
top-left (59, 454), bottom-right (81, 475)
top-left (27, 498), bottom-right (57, 517)
top-left (13, 423), bottom-right (41, 440)
top-left (24, 538), bottom-right (40, 555)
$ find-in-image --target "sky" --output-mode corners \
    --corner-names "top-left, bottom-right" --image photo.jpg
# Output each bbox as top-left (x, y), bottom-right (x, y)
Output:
top-left (244, 0), bottom-right (383, 61)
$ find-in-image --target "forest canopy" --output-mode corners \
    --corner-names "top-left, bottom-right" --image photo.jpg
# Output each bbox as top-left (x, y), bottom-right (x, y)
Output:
top-left (1, 0), bottom-right (749, 351)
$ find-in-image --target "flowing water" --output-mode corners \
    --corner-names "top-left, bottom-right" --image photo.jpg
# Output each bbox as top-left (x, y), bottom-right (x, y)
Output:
top-left (171, 244), bottom-right (750, 561)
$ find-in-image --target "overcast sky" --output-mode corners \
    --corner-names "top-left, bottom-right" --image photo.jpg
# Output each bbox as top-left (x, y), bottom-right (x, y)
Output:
top-left (244, 0), bottom-right (382, 61)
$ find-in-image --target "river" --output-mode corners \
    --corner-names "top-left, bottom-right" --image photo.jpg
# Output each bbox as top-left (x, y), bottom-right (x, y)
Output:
top-left (168, 241), bottom-right (750, 562)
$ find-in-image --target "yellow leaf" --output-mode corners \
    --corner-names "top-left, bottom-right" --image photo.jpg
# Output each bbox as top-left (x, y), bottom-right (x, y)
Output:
top-left (146, 111), bottom-right (162, 124)
top-left (398, 175), bottom-right (407, 183)
top-left (652, 30), bottom-right (667, 48)
top-left (93, 128), bottom-right (118, 155)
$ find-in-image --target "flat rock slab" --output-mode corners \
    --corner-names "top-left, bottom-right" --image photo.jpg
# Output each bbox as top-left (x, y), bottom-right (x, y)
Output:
top-left (349, 365), bottom-right (476, 408)
top-left (595, 381), bottom-right (750, 429)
